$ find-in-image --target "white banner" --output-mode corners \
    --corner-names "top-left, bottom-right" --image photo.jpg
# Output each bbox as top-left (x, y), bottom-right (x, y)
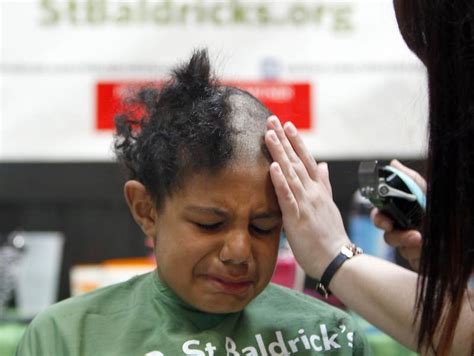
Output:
top-left (0, 0), bottom-right (428, 161)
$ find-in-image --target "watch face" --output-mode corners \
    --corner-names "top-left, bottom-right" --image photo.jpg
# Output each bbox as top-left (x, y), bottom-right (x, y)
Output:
top-left (341, 246), bottom-right (354, 258)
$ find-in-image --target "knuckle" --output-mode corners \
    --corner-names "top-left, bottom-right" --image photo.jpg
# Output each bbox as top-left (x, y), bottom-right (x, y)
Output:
top-left (384, 233), bottom-right (395, 245)
top-left (293, 162), bottom-right (306, 176)
top-left (284, 190), bottom-right (294, 202)
top-left (288, 168), bottom-right (299, 182)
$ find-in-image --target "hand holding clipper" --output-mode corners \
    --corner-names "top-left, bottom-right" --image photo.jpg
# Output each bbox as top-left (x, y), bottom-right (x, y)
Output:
top-left (358, 160), bottom-right (426, 230)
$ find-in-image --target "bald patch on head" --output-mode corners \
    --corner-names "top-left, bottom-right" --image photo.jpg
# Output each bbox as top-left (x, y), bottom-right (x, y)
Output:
top-left (226, 89), bottom-right (272, 162)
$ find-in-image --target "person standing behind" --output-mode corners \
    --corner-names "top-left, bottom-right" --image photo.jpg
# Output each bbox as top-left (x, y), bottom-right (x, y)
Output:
top-left (264, 0), bottom-right (474, 354)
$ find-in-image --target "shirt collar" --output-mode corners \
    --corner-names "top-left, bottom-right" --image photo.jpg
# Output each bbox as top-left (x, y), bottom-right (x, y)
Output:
top-left (151, 269), bottom-right (240, 330)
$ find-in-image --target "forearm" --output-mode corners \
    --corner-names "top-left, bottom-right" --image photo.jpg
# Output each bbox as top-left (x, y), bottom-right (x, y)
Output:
top-left (329, 255), bottom-right (474, 355)
top-left (329, 254), bottom-right (420, 350)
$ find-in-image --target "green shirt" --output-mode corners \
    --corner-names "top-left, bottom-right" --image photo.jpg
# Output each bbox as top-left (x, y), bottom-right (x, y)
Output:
top-left (16, 271), bottom-right (371, 355)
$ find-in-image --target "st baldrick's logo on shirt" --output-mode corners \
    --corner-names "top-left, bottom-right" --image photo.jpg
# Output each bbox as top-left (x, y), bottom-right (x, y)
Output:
top-left (145, 324), bottom-right (356, 355)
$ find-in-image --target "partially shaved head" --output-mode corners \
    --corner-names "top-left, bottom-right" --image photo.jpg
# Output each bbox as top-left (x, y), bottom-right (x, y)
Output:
top-left (114, 49), bottom-right (273, 209)
top-left (227, 89), bottom-right (272, 163)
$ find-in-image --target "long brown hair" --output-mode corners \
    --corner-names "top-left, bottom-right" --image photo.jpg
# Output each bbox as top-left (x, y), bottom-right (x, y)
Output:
top-left (394, 0), bottom-right (474, 353)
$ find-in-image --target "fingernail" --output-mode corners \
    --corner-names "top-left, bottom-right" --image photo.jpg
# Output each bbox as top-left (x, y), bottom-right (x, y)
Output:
top-left (319, 162), bottom-right (328, 174)
top-left (268, 130), bottom-right (278, 143)
top-left (391, 159), bottom-right (401, 167)
top-left (285, 122), bottom-right (297, 136)
top-left (272, 162), bottom-right (282, 174)
top-left (270, 116), bottom-right (281, 128)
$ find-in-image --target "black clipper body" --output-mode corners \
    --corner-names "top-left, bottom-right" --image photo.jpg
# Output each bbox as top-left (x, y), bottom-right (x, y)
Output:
top-left (358, 161), bottom-right (426, 230)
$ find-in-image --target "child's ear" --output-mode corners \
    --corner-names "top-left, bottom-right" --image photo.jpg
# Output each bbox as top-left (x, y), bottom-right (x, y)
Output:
top-left (123, 180), bottom-right (158, 240)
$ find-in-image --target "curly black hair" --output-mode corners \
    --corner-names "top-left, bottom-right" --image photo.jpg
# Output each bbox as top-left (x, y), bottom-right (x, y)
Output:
top-left (114, 49), bottom-right (272, 209)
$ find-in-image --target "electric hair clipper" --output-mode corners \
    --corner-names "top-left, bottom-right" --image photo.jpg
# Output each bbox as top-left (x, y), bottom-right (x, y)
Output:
top-left (358, 161), bottom-right (426, 229)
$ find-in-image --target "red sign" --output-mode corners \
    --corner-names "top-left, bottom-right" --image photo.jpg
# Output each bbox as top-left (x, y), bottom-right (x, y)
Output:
top-left (96, 81), bottom-right (312, 131)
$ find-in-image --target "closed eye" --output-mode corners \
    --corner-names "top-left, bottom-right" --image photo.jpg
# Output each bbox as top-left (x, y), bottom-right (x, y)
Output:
top-left (250, 225), bottom-right (276, 235)
top-left (195, 222), bottom-right (223, 231)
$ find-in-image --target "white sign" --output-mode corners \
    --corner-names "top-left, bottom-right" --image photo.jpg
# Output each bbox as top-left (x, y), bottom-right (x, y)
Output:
top-left (0, 0), bottom-right (428, 161)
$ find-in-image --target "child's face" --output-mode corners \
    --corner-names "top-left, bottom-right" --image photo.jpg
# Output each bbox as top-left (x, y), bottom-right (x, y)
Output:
top-left (153, 160), bottom-right (282, 313)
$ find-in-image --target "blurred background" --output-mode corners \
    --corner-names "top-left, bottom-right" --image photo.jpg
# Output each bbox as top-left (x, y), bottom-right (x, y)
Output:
top-left (1, 0), bottom-right (425, 354)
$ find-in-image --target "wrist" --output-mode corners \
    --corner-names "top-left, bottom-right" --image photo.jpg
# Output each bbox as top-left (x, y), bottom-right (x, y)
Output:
top-left (311, 237), bottom-right (352, 279)
top-left (316, 243), bottom-right (363, 297)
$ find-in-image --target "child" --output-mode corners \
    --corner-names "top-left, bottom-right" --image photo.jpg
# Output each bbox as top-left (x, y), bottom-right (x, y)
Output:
top-left (16, 49), bottom-right (370, 356)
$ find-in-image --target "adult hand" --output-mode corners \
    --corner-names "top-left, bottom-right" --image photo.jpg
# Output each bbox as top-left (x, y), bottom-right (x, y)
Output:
top-left (264, 116), bottom-right (350, 279)
top-left (371, 160), bottom-right (426, 271)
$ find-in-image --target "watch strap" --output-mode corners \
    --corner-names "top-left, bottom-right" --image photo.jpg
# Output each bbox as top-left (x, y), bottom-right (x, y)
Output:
top-left (316, 244), bottom-right (362, 297)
